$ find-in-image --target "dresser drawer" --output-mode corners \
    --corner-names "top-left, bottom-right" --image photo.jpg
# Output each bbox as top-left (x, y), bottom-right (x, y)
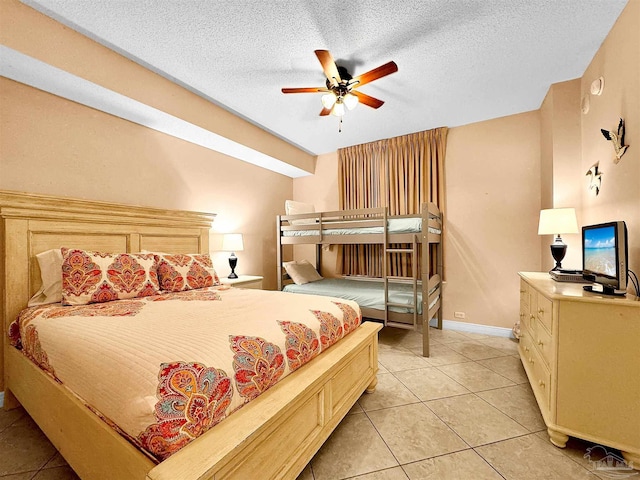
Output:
top-left (536, 294), bottom-right (553, 333)
top-left (527, 293), bottom-right (537, 336)
top-left (534, 319), bottom-right (553, 367)
top-left (518, 329), bottom-right (533, 361)
top-left (525, 344), bottom-right (551, 415)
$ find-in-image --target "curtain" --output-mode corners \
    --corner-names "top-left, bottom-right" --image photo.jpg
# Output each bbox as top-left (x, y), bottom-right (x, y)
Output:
top-left (338, 127), bottom-right (447, 277)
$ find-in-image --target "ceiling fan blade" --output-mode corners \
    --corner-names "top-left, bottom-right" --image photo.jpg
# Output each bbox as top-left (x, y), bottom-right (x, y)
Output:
top-left (350, 61), bottom-right (398, 87)
top-left (352, 91), bottom-right (385, 109)
top-left (282, 87), bottom-right (330, 94)
top-left (320, 107), bottom-right (332, 116)
top-left (315, 50), bottom-right (342, 85)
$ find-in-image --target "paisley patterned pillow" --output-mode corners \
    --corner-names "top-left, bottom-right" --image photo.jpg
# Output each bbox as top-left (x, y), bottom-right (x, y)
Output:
top-left (155, 253), bottom-right (220, 292)
top-left (61, 248), bottom-right (161, 306)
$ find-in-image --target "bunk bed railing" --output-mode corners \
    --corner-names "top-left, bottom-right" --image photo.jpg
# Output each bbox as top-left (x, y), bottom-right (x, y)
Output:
top-left (278, 207), bottom-right (426, 246)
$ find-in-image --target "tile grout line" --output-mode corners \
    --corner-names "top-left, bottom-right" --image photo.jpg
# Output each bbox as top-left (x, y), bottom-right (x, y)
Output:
top-left (360, 408), bottom-right (403, 473)
top-left (471, 432), bottom-right (600, 478)
top-left (389, 366), bottom-right (472, 402)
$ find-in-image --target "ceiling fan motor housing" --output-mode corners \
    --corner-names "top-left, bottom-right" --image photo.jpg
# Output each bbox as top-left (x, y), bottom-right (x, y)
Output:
top-left (326, 65), bottom-right (353, 92)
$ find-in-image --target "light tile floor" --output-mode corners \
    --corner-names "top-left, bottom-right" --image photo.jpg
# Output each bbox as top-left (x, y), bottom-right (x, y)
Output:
top-left (0, 327), bottom-right (630, 479)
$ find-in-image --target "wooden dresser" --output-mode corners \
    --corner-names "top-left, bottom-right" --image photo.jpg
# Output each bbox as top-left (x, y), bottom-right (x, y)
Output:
top-left (518, 272), bottom-right (640, 466)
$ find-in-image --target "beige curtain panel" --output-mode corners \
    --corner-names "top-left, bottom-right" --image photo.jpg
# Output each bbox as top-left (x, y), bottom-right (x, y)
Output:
top-left (338, 127), bottom-right (447, 277)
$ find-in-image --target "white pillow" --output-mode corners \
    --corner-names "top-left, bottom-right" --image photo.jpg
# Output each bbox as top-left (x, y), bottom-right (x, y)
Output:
top-left (28, 248), bottom-right (64, 306)
top-left (283, 260), bottom-right (323, 285)
top-left (285, 200), bottom-right (316, 225)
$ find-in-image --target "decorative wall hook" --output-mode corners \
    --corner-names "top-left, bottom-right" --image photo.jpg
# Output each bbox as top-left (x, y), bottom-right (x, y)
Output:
top-left (586, 163), bottom-right (602, 196)
top-left (601, 118), bottom-right (628, 164)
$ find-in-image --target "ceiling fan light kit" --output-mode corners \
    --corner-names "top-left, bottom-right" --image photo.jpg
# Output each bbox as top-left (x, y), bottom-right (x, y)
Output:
top-left (282, 49), bottom-right (397, 127)
top-left (332, 101), bottom-right (345, 117)
top-left (321, 93), bottom-right (337, 109)
top-left (344, 93), bottom-right (359, 110)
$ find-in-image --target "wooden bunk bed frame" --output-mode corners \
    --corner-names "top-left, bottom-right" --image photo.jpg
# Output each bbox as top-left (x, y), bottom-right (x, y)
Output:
top-left (0, 190), bottom-right (382, 480)
top-left (276, 202), bottom-right (443, 357)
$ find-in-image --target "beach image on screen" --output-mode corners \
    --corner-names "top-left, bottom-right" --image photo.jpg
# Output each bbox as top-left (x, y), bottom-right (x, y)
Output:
top-left (584, 226), bottom-right (616, 277)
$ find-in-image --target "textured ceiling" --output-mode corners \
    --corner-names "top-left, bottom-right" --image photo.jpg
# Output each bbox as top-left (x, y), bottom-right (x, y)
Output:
top-left (22, 0), bottom-right (627, 156)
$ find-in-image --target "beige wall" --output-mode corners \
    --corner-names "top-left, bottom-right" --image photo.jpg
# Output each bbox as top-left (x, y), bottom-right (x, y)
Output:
top-left (0, 0), bottom-right (319, 290)
top-left (445, 112), bottom-right (541, 328)
top-left (579, 0), bottom-right (639, 282)
top-left (291, 152), bottom-right (340, 275)
top-left (539, 79), bottom-right (583, 271)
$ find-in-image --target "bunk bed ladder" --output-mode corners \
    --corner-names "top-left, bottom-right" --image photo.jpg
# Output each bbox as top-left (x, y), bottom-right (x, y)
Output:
top-left (384, 231), bottom-right (419, 331)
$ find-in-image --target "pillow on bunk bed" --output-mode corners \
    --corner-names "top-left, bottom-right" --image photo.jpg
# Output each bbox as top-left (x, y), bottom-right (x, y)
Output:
top-left (284, 260), bottom-right (323, 285)
top-left (28, 248), bottom-right (64, 306)
top-left (285, 200), bottom-right (316, 225)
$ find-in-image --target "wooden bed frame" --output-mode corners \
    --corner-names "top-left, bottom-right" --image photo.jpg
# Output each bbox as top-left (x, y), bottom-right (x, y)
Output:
top-left (0, 190), bottom-right (381, 480)
top-left (276, 202), bottom-right (443, 357)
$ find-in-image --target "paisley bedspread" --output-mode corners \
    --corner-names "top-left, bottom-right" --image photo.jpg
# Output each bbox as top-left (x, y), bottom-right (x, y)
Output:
top-left (8, 286), bottom-right (362, 462)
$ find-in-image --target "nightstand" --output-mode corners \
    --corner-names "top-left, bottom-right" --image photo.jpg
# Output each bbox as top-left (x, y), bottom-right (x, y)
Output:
top-left (219, 275), bottom-right (263, 289)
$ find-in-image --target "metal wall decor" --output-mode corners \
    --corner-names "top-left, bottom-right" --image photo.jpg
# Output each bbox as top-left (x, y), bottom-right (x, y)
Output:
top-left (601, 118), bottom-right (629, 164)
top-left (586, 162), bottom-right (602, 196)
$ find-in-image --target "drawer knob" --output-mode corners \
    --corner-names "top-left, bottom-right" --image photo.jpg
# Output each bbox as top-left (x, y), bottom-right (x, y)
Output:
top-left (538, 308), bottom-right (544, 314)
top-left (520, 289), bottom-right (526, 293)
top-left (524, 346), bottom-right (529, 352)
top-left (539, 380), bottom-right (545, 388)
top-left (529, 357), bottom-right (534, 364)
top-left (537, 340), bottom-right (544, 347)
top-left (530, 314), bottom-right (535, 320)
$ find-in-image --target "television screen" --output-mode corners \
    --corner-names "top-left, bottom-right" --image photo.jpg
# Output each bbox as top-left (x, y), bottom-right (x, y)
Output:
top-left (583, 224), bottom-right (617, 278)
top-left (582, 220), bottom-right (627, 295)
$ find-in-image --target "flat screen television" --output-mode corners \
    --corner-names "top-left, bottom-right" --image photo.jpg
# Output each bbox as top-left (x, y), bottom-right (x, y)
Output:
top-left (582, 221), bottom-right (628, 295)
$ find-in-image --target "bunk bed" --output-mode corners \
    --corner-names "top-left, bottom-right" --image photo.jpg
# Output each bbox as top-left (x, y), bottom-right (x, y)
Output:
top-left (277, 202), bottom-right (443, 357)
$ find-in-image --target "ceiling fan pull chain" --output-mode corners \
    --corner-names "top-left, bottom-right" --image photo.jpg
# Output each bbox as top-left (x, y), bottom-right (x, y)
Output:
top-left (339, 116), bottom-right (343, 133)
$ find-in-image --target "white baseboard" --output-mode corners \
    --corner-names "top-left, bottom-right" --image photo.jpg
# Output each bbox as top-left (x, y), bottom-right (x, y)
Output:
top-left (429, 317), bottom-right (514, 338)
top-left (0, 391), bottom-right (4, 409)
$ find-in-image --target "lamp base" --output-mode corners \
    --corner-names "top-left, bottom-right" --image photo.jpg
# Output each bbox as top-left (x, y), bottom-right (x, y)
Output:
top-left (228, 252), bottom-right (238, 279)
top-left (550, 235), bottom-right (567, 271)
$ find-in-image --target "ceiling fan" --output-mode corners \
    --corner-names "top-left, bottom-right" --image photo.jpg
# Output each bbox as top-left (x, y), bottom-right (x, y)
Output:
top-left (282, 50), bottom-right (398, 117)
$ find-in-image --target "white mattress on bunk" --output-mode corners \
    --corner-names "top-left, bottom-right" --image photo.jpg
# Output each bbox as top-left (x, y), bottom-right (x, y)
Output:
top-left (283, 278), bottom-right (424, 314)
top-left (283, 217), bottom-right (442, 237)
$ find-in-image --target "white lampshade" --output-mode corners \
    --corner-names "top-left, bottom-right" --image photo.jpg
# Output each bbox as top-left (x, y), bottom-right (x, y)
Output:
top-left (538, 208), bottom-right (579, 235)
top-left (331, 101), bottom-right (345, 117)
top-left (321, 93), bottom-right (337, 109)
top-left (221, 233), bottom-right (244, 252)
top-left (344, 92), bottom-right (359, 110)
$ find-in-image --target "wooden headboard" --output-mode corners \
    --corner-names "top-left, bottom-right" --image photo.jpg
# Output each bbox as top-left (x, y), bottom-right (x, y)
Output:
top-left (0, 190), bottom-right (215, 391)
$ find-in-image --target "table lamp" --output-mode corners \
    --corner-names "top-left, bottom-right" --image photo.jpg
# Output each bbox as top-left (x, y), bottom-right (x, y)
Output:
top-left (221, 233), bottom-right (244, 279)
top-left (538, 208), bottom-right (578, 271)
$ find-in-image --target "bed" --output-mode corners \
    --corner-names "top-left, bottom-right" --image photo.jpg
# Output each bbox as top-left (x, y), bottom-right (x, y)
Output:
top-left (1, 190), bottom-right (382, 480)
top-left (276, 202), bottom-right (443, 357)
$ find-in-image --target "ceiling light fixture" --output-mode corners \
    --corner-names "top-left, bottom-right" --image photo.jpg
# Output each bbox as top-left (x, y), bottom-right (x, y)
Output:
top-left (282, 50), bottom-right (398, 130)
top-left (321, 92), bottom-right (337, 109)
top-left (331, 99), bottom-right (345, 117)
top-left (344, 92), bottom-right (359, 110)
